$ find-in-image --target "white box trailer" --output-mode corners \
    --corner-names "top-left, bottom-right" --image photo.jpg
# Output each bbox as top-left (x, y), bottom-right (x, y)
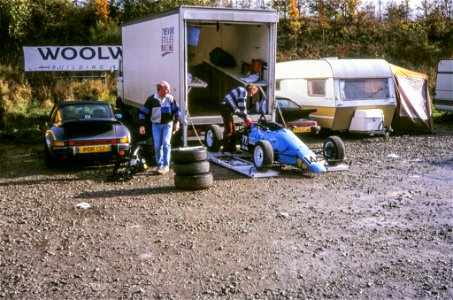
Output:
top-left (434, 59), bottom-right (453, 112)
top-left (275, 58), bottom-right (396, 135)
top-left (117, 6), bottom-right (279, 145)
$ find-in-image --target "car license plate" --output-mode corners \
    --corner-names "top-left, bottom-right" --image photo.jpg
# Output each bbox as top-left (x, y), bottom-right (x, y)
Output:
top-left (78, 145), bottom-right (111, 154)
top-left (292, 127), bottom-right (310, 133)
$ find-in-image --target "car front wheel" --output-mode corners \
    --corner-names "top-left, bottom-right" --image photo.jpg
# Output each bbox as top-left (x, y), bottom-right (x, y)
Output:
top-left (44, 146), bottom-right (59, 168)
top-left (253, 140), bottom-right (274, 170)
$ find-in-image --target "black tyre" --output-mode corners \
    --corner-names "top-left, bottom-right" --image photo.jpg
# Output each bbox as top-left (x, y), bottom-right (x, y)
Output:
top-left (173, 160), bottom-right (210, 175)
top-left (204, 125), bottom-right (223, 152)
top-left (174, 173), bottom-right (213, 190)
top-left (116, 97), bottom-right (123, 110)
top-left (44, 146), bottom-right (61, 169)
top-left (323, 136), bottom-right (345, 166)
top-left (253, 140), bottom-right (274, 170)
top-left (172, 147), bottom-right (207, 163)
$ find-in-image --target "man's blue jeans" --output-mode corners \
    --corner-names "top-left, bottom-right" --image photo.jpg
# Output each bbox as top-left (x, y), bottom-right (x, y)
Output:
top-left (152, 122), bottom-right (172, 167)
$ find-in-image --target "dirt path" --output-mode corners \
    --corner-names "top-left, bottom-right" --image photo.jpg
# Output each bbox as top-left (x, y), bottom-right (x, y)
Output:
top-left (0, 121), bottom-right (452, 299)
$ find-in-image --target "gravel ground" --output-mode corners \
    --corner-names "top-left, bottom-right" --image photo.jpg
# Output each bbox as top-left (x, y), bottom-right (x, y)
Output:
top-left (0, 120), bottom-right (452, 299)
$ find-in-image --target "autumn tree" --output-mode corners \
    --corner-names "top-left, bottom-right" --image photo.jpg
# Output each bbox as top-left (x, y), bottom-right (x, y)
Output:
top-left (95, 0), bottom-right (110, 23)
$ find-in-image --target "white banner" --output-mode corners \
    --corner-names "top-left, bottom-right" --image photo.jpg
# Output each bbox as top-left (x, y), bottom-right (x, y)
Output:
top-left (23, 45), bottom-right (122, 72)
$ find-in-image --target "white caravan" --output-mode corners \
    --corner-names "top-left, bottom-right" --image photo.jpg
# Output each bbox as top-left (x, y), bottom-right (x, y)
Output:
top-left (275, 58), bottom-right (396, 135)
top-left (434, 59), bottom-right (453, 112)
top-left (117, 6), bottom-right (279, 145)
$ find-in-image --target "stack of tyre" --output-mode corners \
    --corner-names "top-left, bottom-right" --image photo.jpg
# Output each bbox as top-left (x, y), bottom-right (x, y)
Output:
top-left (172, 146), bottom-right (213, 190)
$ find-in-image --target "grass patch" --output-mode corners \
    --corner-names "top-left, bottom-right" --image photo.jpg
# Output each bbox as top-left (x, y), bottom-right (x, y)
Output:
top-left (1, 64), bottom-right (119, 143)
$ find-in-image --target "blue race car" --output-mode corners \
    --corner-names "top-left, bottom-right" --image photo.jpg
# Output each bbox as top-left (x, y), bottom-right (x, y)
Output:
top-left (204, 116), bottom-right (345, 173)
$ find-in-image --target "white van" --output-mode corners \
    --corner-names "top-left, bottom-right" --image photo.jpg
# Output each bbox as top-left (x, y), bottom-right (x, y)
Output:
top-left (275, 58), bottom-right (396, 135)
top-left (117, 6), bottom-right (279, 146)
top-left (434, 60), bottom-right (453, 112)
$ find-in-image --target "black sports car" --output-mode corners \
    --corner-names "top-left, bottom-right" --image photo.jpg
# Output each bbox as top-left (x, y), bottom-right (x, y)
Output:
top-left (43, 100), bottom-right (131, 168)
top-left (275, 97), bottom-right (321, 134)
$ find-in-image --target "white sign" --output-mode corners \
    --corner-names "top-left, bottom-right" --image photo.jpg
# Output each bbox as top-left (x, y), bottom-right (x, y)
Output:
top-left (23, 45), bottom-right (122, 72)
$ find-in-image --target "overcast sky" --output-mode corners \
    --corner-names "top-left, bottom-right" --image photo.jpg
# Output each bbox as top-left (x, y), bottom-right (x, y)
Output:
top-left (360, 0), bottom-right (426, 19)
top-left (363, 0), bottom-right (423, 10)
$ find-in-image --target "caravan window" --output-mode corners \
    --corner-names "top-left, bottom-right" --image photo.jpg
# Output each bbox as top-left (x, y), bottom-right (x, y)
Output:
top-left (307, 80), bottom-right (326, 97)
top-left (340, 78), bottom-right (389, 100)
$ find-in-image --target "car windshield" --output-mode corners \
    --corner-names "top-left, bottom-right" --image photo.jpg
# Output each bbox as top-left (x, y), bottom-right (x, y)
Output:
top-left (59, 103), bottom-right (113, 120)
top-left (277, 98), bottom-right (299, 109)
top-left (340, 78), bottom-right (390, 100)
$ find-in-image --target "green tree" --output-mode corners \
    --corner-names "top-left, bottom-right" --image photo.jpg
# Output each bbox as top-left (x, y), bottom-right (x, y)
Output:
top-left (89, 21), bottom-right (121, 44)
top-left (1, 0), bottom-right (31, 41)
top-left (0, 0), bottom-right (32, 61)
top-left (272, 0), bottom-right (287, 17)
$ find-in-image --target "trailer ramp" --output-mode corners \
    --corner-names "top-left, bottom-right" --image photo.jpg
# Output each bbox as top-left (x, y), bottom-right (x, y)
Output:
top-left (207, 152), bottom-right (279, 178)
top-left (325, 164), bottom-right (350, 172)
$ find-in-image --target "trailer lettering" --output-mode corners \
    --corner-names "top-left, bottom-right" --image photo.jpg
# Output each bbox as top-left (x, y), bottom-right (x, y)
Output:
top-left (161, 44), bottom-right (173, 53)
top-left (161, 27), bottom-right (175, 56)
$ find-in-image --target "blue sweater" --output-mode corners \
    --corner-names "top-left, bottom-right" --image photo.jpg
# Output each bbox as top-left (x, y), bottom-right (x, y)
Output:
top-left (139, 92), bottom-right (181, 125)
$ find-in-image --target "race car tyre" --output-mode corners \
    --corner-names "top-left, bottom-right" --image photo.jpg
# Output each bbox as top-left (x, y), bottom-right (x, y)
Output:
top-left (174, 173), bottom-right (213, 190)
top-left (205, 125), bottom-right (223, 152)
top-left (172, 147), bottom-right (207, 163)
top-left (253, 140), bottom-right (274, 170)
top-left (323, 136), bottom-right (345, 166)
top-left (173, 160), bottom-right (210, 176)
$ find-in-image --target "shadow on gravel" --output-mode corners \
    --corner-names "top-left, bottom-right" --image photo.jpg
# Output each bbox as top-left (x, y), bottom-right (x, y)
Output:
top-left (0, 177), bottom-right (76, 187)
top-left (76, 186), bottom-right (193, 199)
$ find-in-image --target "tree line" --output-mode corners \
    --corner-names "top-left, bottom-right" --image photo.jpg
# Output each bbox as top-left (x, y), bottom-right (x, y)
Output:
top-left (1, 0), bottom-right (451, 65)
top-left (276, 0), bottom-right (452, 71)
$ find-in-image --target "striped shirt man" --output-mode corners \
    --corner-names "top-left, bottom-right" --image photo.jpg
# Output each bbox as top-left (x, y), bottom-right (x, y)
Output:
top-left (139, 92), bottom-right (181, 125)
top-left (222, 86), bottom-right (248, 116)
